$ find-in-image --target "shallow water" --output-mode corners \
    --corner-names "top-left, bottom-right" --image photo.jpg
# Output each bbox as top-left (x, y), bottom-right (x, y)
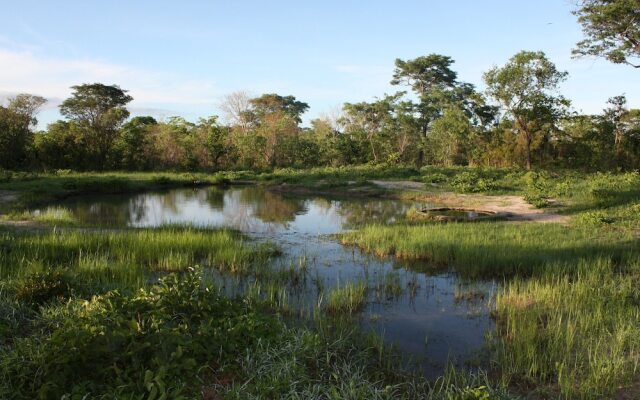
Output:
top-left (49, 186), bottom-right (495, 377)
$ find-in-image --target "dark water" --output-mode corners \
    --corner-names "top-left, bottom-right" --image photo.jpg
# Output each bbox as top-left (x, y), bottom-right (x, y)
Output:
top-left (48, 186), bottom-right (495, 377)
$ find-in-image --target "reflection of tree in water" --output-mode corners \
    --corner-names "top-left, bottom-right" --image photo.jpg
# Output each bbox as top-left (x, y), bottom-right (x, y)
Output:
top-left (335, 199), bottom-right (414, 228)
top-left (206, 187), bottom-right (225, 209)
top-left (65, 195), bottom-right (144, 226)
top-left (127, 195), bottom-right (149, 224)
top-left (253, 192), bottom-right (306, 225)
top-left (217, 188), bottom-right (306, 231)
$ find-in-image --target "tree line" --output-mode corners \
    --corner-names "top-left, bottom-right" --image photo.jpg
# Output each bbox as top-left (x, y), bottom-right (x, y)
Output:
top-left (1, 0), bottom-right (639, 172)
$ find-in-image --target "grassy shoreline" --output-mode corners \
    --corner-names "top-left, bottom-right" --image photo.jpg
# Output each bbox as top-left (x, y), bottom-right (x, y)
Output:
top-left (1, 166), bottom-right (639, 398)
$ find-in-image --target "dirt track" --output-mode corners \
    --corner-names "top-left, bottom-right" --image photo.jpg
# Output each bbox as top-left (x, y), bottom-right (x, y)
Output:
top-left (371, 180), bottom-right (570, 223)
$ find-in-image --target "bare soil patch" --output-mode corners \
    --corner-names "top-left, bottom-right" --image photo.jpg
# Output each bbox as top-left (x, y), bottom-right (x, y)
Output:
top-left (370, 180), bottom-right (570, 223)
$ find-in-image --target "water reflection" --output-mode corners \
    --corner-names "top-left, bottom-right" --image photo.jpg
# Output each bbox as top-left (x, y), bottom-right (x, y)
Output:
top-left (50, 186), bottom-right (495, 378)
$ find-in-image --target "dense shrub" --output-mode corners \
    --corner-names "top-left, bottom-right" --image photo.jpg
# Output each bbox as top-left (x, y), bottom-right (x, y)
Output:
top-left (0, 268), bottom-right (280, 399)
top-left (450, 171), bottom-right (497, 193)
top-left (14, 270), bottom-right (76, 305)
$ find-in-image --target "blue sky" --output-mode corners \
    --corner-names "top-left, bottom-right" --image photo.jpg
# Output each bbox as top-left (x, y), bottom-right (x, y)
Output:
top-left (1, 0), bottom-right (638, 127)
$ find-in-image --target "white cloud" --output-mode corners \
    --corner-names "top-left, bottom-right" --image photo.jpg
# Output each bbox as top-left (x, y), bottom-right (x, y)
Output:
top-left (0, 48), bottom-right (220, 109)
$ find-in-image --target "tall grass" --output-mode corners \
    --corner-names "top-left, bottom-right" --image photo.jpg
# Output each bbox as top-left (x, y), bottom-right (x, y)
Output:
top-left (1, 206), bottom-right (78, 226)
top-left (325, 281), bottom-right (367, 315)
top-left (495, 257), bottom-right (640, 399)
top-left (341, 222), bottom-right (637, 278)
top-left (0, 226), bottom-right (276, 290)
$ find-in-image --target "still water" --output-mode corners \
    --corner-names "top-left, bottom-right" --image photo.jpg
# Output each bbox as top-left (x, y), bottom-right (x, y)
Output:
top-left (53, 186), bottom-right (495, 377)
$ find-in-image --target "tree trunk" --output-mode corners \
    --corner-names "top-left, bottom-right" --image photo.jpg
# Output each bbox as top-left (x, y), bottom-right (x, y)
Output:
top-left (525, 134), bottom-right (532, 170)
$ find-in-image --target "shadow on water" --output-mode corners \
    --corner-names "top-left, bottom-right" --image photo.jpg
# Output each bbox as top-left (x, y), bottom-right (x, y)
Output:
top-left (45, 185), bottom-right (495, 378)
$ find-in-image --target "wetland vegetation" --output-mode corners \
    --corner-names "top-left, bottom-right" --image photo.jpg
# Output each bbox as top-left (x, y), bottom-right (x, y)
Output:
top-left (0, 168), bottom-right (638, 399)
top-left (1, 1), bottom-right (640, 398)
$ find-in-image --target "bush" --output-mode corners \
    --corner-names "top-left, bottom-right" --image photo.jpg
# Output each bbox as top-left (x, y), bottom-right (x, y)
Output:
top-left (450, 171), bottom-right (497, 193)
top-left (1, 268), bottom-right (280, 399)
top-left (575, 211), bottom-right (614, 227)
top-left (14, 270), bottom-right (76, 305)
top-left (522, 171), bottom-right (552, 208)
top-left (423, 172), bottom-right (449, 184)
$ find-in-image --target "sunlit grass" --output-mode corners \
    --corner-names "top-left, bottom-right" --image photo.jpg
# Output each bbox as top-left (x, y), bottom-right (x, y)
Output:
top-left (495, 257), bottom-right (640, 398)
top-left (1, 206), bottom-right (78, 226)
top-left (0, 226), bottom-right (277, 289)
top-left (340, 222), bottom-right (637, 278)
top-left (325, 281), bottom-right (367, 315)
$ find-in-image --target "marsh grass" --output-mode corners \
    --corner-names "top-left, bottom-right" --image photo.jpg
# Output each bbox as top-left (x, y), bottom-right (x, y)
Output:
top-left (495, 257), bottom-right (640, 398)
top-left (1, 206), bottom-right (78, 226)
top-left (340, 222), bottom-right (637, 278)
top-left (0, 226), bottom-right (276, 293)
top-left (341, 214), bottom-right (640, 397)
top-left (325, 281), bottom-right (367, 315)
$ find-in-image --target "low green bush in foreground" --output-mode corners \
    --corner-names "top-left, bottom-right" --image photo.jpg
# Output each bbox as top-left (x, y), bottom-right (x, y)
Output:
top-left (0, 268), bottom-right (279, 399)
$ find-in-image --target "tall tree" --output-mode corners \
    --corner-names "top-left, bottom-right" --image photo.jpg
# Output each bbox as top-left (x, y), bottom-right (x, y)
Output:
top-left (602, 95), bottom-right (640, 168)
top-left (246, 94), bottom-right (309, 125)
top-left (0, 107), bottom-right (31, 169)
top-left (60, 83), bottom-right (133, 169)
top-left (391, 54), bottom-right (458, 135)
top-left (572, 0), bottom-right (640, 68)
top-left (484, 51), bottom-right (569, 170)
top-left (115, 116), bottom-right (157, 170)
top-left (7, 94), bottom-right (47, 129)
top-left (342, 94), bottom-right (399, 163)
top-left (245, 94), bottom-right (309, 167)
top-left (0, 94), bottom-right (47, 169)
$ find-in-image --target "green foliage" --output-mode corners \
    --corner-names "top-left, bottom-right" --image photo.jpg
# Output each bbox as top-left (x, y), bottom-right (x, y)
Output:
top-left (0, 107), bottom-right (33, 170)
top-left (325, 281), bottom-right (367, 315)
top-left (484, 51), bottom-right (569, 169)
top-left (14, 269), bottom-right (76, 305)
top-left (0, 268), bottom-right (280, 399)
top-left (572, 0), bottom-right (640, 67)
top-left (59, 83), bottom-right (133, 170)
top-left (522, 171), bottom-right (553, 208)
top-left (450, 171), bottom-right (497, 193)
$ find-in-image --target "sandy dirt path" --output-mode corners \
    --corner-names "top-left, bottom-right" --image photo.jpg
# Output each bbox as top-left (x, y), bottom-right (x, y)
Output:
top-left (370, 180), bottom-right (570, 223)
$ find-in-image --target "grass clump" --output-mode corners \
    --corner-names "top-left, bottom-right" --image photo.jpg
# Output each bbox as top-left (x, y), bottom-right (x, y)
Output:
top-left (2, 206), bottom-right (78, 226)
top-left (325, 281), bottom-right (367, 315)
top-left (14, 269), bottom-right (77, 305)
top-left (224, 326), bottom-right (515, 400)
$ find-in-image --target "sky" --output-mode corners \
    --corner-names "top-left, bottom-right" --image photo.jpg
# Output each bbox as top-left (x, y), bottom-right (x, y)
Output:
top-left (0, 0), bottom-right (638, 128)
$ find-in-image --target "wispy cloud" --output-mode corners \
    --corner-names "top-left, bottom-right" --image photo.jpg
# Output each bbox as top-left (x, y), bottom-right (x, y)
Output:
top-left (0, 48), bottom-right (220, 110)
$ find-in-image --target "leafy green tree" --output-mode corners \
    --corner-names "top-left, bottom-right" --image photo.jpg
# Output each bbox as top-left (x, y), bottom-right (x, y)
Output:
top-left (391, 55), bottom-right (495, 165)
top-left (0, 94), bottom-right (46, 169)
top-left (0, 107), bottom-right (31, 169)
top-left (35, 121), bottom-right (87, 169)
top-left (484, 51), bottom-right (569, 169)
top-left (573, 0), bottom-right (640, 68)
top-left (391, 54), bottom-right (457, 135)
top-left (246, 94), bottom-right (309, 125)
top-left (601, 95), bottom-right (640, 168)
top-left (428, 107), bottom-right (475, 166)
top-left (60, 83), bottom-right (133, 169)
top-left (115, 116), bottom-right (157, 170)
top-left (342, 94), bottom-right (399, 163)
top-left (199, 116), bottom-right (230, 169)
top-left (7, 94), bottom-right (47, 129)
top-left (242, 94), bottom-right (309, 167)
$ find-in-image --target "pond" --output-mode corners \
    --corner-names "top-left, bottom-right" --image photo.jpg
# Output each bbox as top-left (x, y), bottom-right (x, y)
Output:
top-left (47, 185), bottom-right (496, 378)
